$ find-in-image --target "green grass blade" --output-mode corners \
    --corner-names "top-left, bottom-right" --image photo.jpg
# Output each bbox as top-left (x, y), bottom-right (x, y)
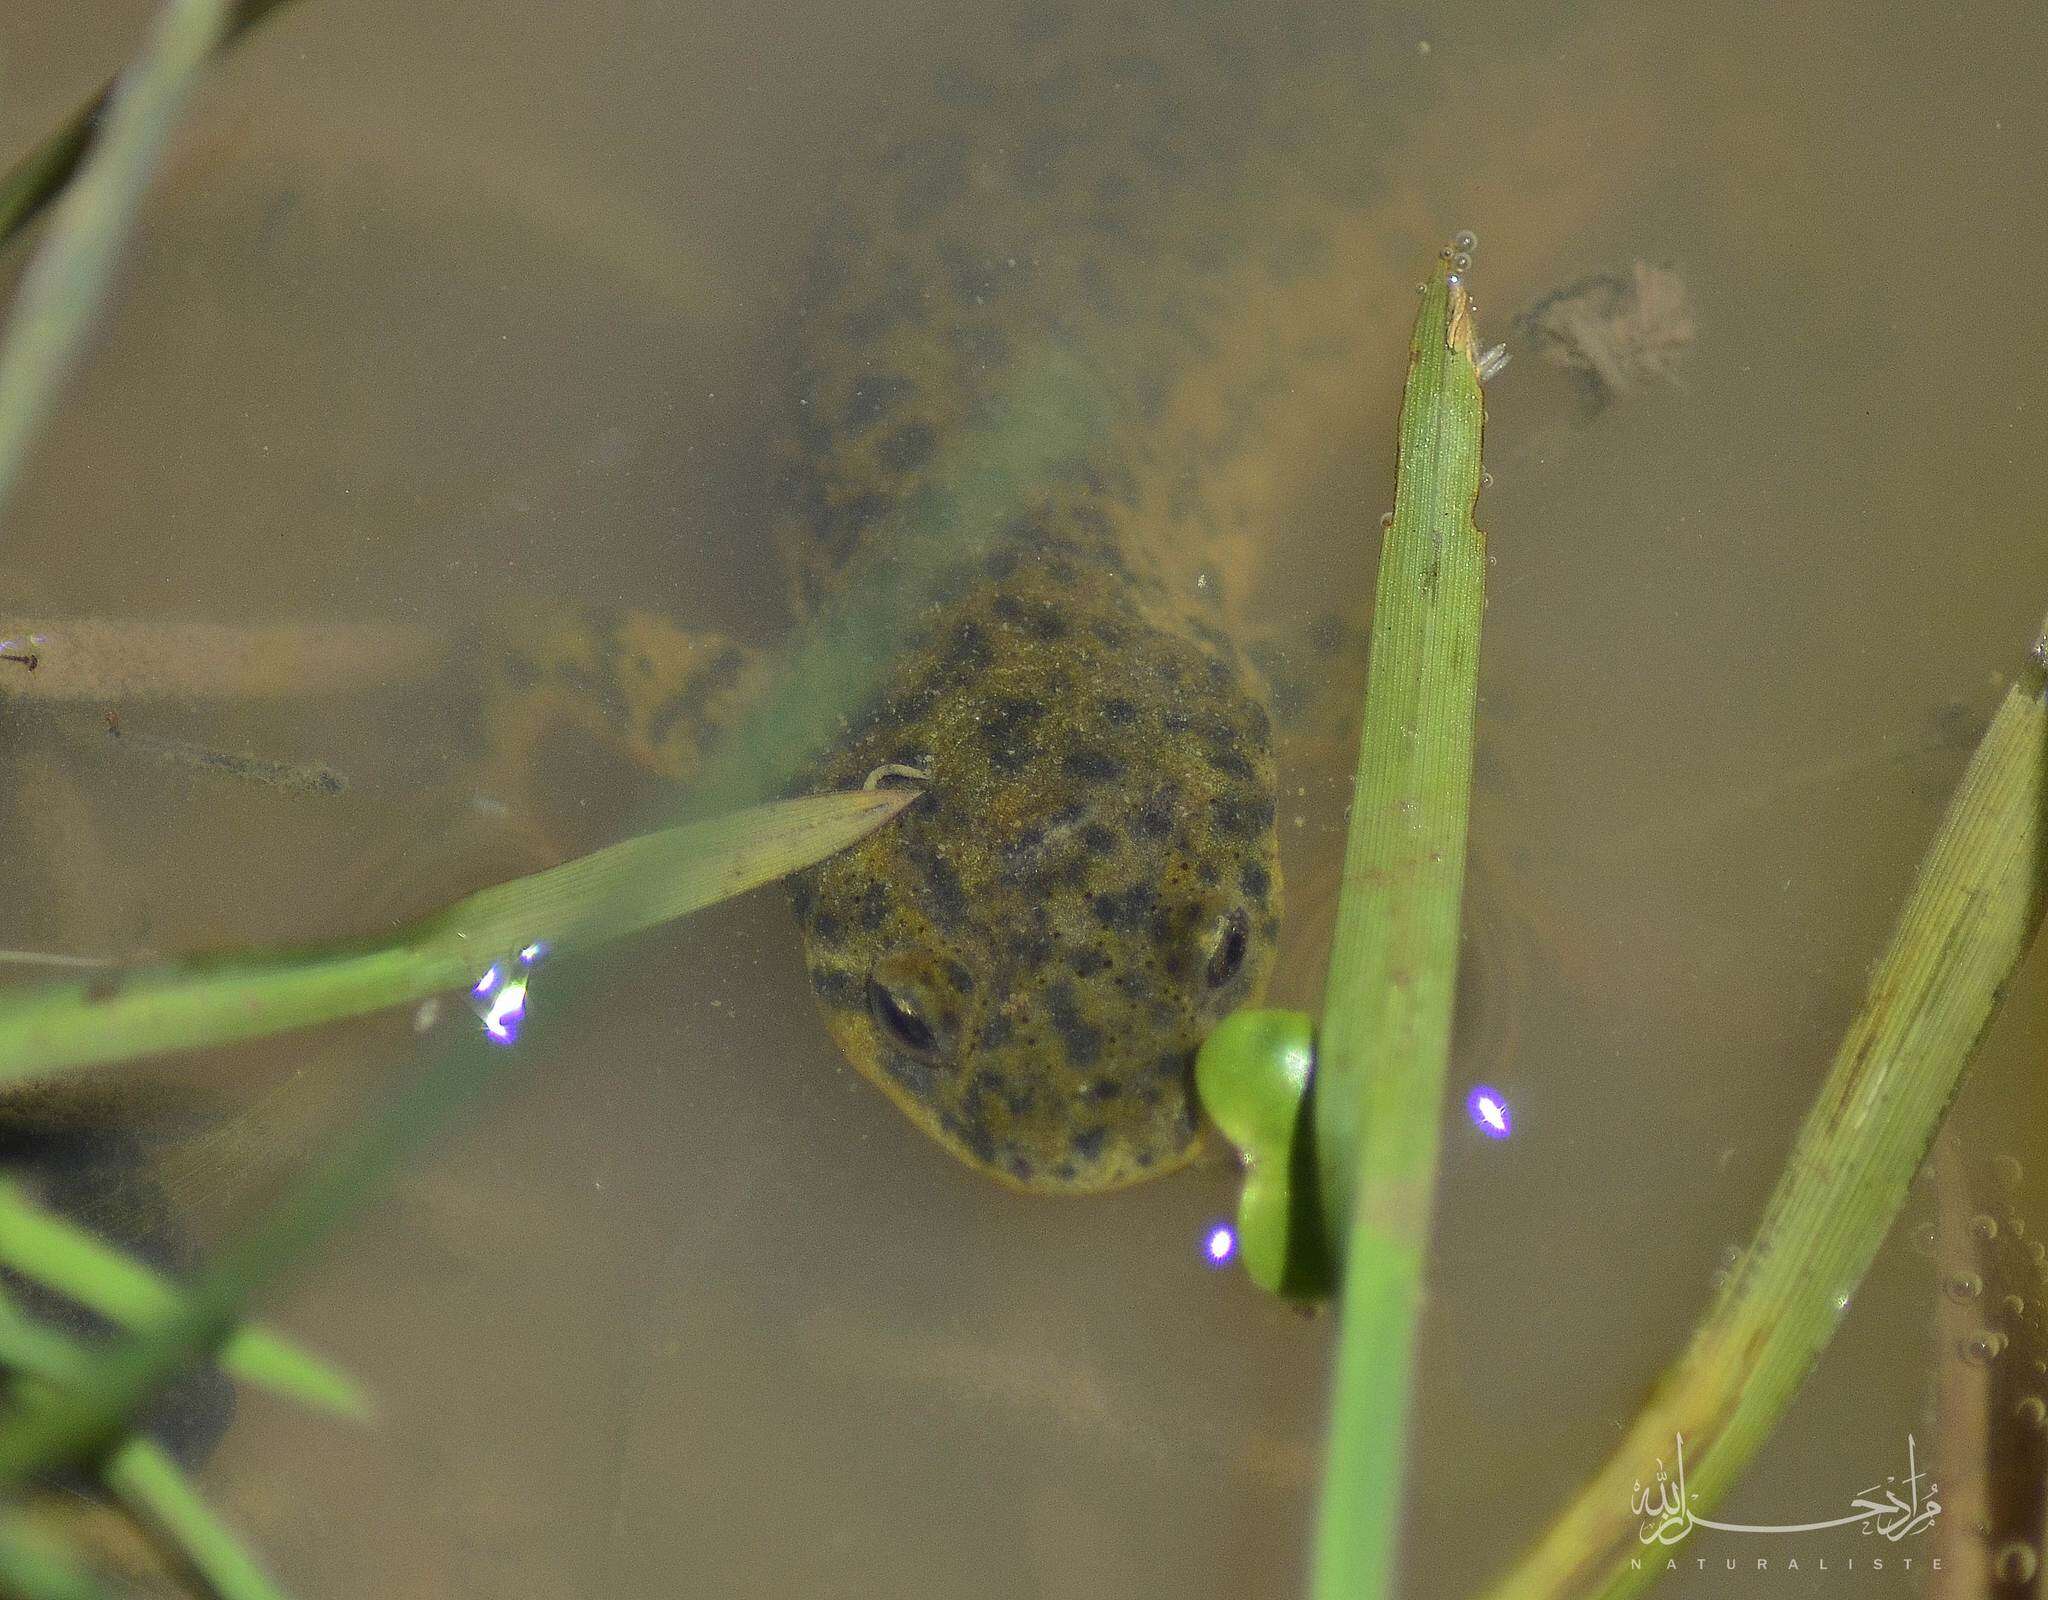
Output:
top-left (103, 1438), bottom-right (288, 1600)
top-left (0, 1020), bottom-right (504, 1483)
top-left (0, 0), bottom-right (238, 527)
top-left (0, 784), bottom-right (916, 1083)
top-left (0, 1184), bottom-right (366, 1420)
top-left (1310, 254), bottom-right (1488, 1600)
top-left (1482, 617), bottom-right (2048, 1600)
top-left (0, 1), bottom-right (301, 254)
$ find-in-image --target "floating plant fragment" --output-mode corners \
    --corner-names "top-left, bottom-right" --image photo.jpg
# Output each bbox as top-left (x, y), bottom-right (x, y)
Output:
top-left (1194, 1008), bottom-right (1332, 1299)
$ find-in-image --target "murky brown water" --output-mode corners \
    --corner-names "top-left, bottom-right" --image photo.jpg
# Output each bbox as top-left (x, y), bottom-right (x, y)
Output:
top-left (4, 0), bottom-right (2048, 1595)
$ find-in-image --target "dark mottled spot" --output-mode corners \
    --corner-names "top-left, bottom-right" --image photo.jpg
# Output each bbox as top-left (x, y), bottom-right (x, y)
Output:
top-left (983, 545), bottom-right (1019, 581)
top-left (978, 1012), bottom-right (1015, 1050)
top-left (1063, 747), bottom-right (1124, 784)
top-left (878, 421), bottom-right (936, 474)
top-left (1091, 882), bottom-right (1157, 932)
top-left (819, 490), bottom-right (890, 562)
top-left (843, 374), bottom-right (915, 431)
top-left (925, 855), bottom-right (968, 930)
top-left (1010, 128), bottom-right (1072, 198)
top-left (1070, 1125), bottom-right (1109, 1164)
top-left (947, 619), bottom-right (993, 673)
top-left (1079, 823), bottom-right (1118, 855)
top-left (959, 1118), bottom-right (997, 1166)
top-left (1241, 861), bottom-right (1271, 900)
top-left (857, 882), bottom-right (892, 932)
top-left (810, 967), bottom-right (860, 1009)
top-left (1205, 745), bottom-right (1255, 780)
top-left (950, 320), bottom-right (1011, 372)
top-left (811, 911), bottom-right (844, 946)
top-left (501, 652), bottom-right (538, 691)
top-left (991, 592), bottom-right (1069, 641)
top-left (1081, 1076), bottom-right (1123, 1104)
top-left (1099, 697), bottom-right (1137, 726)
top-left (880, 1051), bottom-right (938, 1098)
top-left (1209, 793), bottom-right (1274, 840)
top-left (892, 140), bottom-right (968, 229)
top-left (941, 959), bottom-right (975, 995)
top-left (1045, 982), bottom-right (1104, 1068)
top-left (787, 876), bottom-right (816, 919)
top-left (1133, 790), bottom-right (1177, 839)
top-left (1006, 1151), bottom-right (1036, 1183)
top-left (1071, 946), bottom-right (1111, 978)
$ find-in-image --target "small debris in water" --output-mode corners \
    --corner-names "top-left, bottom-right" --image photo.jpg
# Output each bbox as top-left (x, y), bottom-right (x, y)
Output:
top-left (1515, 260), bottom-right (1696, 407)
top-left (94, 724), bottom-right (348, 796)
top-left (863, 760), bottom-right (930, 791)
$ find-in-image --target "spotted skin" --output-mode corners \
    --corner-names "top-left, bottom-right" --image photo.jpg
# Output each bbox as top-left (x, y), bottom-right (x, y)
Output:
top-left (791, 502), bottom-right (1281, 1190)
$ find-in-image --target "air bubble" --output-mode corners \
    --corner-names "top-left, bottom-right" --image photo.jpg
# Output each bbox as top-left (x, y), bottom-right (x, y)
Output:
top-left (2005, 1293), bottom-right (2029, 1318)
top-left (1996, 1153), bottom-right (2025, 1188)
top-left (2030, 1240), bottom-right (2047, 1267)
top-left (2016, 1394), bottom-right (2048, 1429)
top-left (1911, 1220), bottom-right (1939, 1257)
top-left (1972, 1212), bottom-right (2001, 1242)
top-left (1379, 510), bottom-right (1394, 528)
top-left (1945, 1270), bottom-right (1985, 1301)
top-left (1995, 1542), bottom-right (2039, 1585)
top-left (1451, 251), bottom-right (1472, 273)
top-left (1961, 1328), bottom-right (2008, 1364)
top-left (1453, 229), bottom-right (1478, 253)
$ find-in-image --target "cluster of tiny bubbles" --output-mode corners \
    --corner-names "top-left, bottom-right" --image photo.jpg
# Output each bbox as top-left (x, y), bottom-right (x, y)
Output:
top-left (1996, 1541), bottom-right (2040, 1586)
top-left (2015, 1394), bottom-right (2048, 1430)
top-left (1944, 1269), bottom-right (1985, 1302)
top-left (1961, 1326), bottom-right (2010, 1366)
top-left (468, 942), bottom-right (547, 1046)
top-left (1464, 1084), bottom-right (1511, 1139)
top-left (1201, 1221), bottom-right (1238, 1269)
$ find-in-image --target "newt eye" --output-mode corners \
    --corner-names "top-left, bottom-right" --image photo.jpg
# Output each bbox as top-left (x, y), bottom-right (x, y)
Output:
top-left (867, 972), bottom-right (943, 1060)
top-left (1203, 908), bottom-right (1250, 989)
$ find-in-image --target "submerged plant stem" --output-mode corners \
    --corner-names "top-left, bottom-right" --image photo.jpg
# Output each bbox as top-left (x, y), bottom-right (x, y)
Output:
top-left (1311, 256), bottom-right (1487, 1600)
top-left (1484, 617), bottom-right (2048, 1600)
top-left (0, 785), bottom-right (916, 1084)
top-left (0, 0), bottom-right (248, 528)
top-left (0, 0), bottom-right (303, 255)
